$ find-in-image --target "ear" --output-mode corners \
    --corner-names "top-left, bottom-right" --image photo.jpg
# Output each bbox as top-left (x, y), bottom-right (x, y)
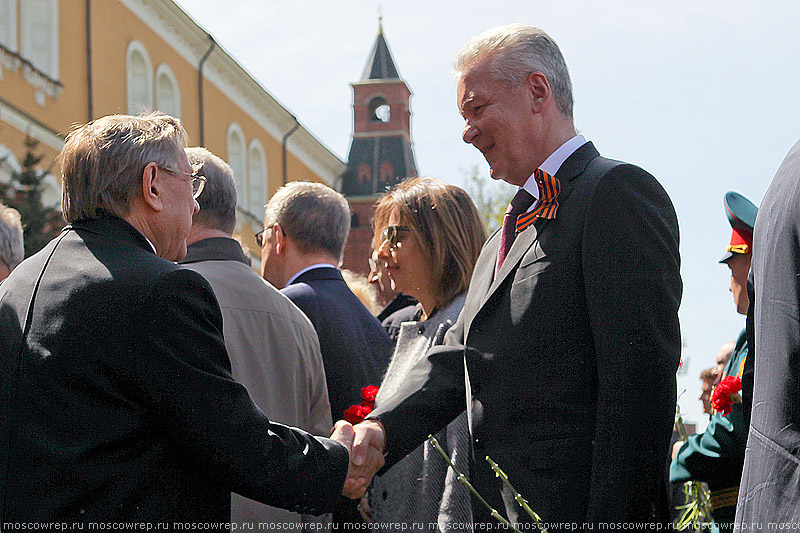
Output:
top-left (273, 222), bottom-right (287, 255)
top-left (526, 71), bottom-right (552, 114)
top-left (141, 162), bottom-right (164, 212)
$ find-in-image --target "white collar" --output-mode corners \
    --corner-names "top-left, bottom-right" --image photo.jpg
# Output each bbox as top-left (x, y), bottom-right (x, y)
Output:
top-left (521, 134), bottom-right (587, 201)
top-left (286, 263), bottom-right (337, 286)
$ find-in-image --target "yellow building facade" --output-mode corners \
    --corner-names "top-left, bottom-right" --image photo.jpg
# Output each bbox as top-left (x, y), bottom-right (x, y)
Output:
top-left (0, 0), bottom-right (345, 264)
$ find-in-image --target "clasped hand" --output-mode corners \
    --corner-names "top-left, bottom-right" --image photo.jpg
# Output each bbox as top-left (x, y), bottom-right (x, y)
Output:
top-left (330, 419), bottom-right (386, 498)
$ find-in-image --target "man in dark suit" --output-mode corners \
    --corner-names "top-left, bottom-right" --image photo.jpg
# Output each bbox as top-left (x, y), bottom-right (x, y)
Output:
top-left (259, 181), bottom-right (392, 524)
top-left (346, 24), bottom-right (682, 527)
top-left (736, 139), bottom-right (800, 526)
top-left (259, 181), bottom-right (392, 423)
top-left (0, 113), bottom-right (355, 525)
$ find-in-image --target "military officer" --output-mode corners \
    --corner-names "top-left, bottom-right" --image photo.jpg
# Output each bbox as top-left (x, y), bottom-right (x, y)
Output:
top-left (669, 191), bottom-right (758, 530)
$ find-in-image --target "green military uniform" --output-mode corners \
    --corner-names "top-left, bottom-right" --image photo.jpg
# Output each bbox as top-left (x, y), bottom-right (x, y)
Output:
top-left (670, 329), bottom-right (748, 529)
top-left (669, 191), bottom-right (757, 530)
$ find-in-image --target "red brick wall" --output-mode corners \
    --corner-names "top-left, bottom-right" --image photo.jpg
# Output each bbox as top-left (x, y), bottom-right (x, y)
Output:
top-left (341, 200), bottom-right (379, 276)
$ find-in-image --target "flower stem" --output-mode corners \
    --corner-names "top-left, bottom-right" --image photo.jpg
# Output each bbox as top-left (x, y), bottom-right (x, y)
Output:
top-left (427, 435), bottom-right (522, 533)
top-left (486, 457), bottom-right (548, 532)
top-left (673, 405), bottom-right (713, 530)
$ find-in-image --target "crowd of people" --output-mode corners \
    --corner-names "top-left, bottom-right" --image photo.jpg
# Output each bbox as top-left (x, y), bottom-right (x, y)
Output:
top-left (1, 21), bottom-right (799, 532)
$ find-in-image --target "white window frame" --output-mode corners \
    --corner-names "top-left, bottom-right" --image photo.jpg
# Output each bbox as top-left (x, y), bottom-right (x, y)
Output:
top-left (247, 139), bottom-right (267, 215)
top-left (226, 123), bottom-right (247, 208)
top-left (154, 63), bottom-right (181, 118)
top-left (20, 0), bottom-right (59, 79)
top-left (126, 40), bottom-right (153, 115)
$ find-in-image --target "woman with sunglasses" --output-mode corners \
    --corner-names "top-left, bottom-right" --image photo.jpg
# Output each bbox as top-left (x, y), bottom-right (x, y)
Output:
top-left (367, 177), bottom-right (487, 529)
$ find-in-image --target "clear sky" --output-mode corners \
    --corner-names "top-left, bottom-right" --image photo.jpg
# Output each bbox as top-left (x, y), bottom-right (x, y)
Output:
top-left (176, 0), bottom-right (800, 430)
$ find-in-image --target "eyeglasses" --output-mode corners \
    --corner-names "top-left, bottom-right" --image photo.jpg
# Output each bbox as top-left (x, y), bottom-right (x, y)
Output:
top-left (381, 225), bottom-right (411, 249)
top-left (255, 223), bottom-right (282, 247)
top-left (158, 165), bottom-right (206, 199)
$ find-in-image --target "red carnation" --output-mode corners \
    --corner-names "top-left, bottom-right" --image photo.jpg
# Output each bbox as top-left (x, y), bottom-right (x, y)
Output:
top-left (361, 385), bottom-right (379, 405)
top-left (344, 403), bottom-right (373, 425)
top-left (712, 376), bottom-right (742, 416)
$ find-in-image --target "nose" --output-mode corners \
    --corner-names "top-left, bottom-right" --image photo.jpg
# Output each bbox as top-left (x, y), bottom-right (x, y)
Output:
top-left (462, 121), bottom-right (479, 145)
top-left (193, 198), bottom-right (200, 215)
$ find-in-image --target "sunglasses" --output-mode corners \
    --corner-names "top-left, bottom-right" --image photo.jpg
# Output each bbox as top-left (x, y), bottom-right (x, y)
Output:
top-left (381, 225), bottom-right (411, 248)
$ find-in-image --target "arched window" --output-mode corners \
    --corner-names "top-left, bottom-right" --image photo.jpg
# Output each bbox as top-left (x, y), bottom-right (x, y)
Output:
top-left (248, 140), bottom-right (267, 215)
top-left (155, 64), bottom-right (180, 118)
top-left (126, 41), bottom-right (152, 115)
top-left (357, 163), bottom-right (371, 184)
top-left (226, 123), bottom-right (247, 208)
top-left (368, 96), bottom-right (390, 123)
top-left (380, 161), bottom-right (395, 183)
top-left (20, 0), bottom-right (58, 78)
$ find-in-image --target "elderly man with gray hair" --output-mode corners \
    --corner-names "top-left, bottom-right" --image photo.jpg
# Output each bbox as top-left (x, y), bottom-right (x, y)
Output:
top-left (0, 202), bottom-right (23, 281)
top-left (348, 23), bottom-right (681, 527)
top-left (0, 113), bottom-right (356, 526)
top-left (178, 147), bottom-right (333, 528)
top-left (259, 181), bottom-right (392, 525)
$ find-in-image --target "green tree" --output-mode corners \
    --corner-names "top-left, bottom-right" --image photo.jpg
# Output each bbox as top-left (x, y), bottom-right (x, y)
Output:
top-left (0, 136), bottom-right (64, 257)
top-left (461, 165), bottom-right (515, 233)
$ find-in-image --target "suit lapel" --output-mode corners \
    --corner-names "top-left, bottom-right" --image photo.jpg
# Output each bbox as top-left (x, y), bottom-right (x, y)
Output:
top-left (472, 142), bottom-right (598, 312)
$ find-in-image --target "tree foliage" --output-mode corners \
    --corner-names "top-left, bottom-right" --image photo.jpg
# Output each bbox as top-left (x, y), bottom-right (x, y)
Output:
top-left (0, 136), bottom-right (64, 257)
top-left (461, 165), bottom-right (515, 233)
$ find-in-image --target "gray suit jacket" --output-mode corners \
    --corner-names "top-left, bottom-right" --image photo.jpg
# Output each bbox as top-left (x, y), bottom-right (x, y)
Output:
top-left (181, 237), bottom-right (332, 527)
top-left (736, 139), bottom-right (800, 525)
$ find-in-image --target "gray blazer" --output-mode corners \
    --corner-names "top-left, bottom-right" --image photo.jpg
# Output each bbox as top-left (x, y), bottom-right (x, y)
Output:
top-left (736, 139), bottom-right (800, 525)
top-left (181, 237), bottom-right (332, 527)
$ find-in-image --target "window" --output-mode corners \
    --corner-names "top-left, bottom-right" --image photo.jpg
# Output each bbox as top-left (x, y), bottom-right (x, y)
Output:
top-left (248, 140), bottom-right (267, 215)
top-left (155, 64), bottom-right (180, 118)
top-left (368, 96), bottom-right (390, 123)
top-left (0, 0), bottom-right (17, 52)
top-left (226, 123), bottom-right (246, 208)
top-left (126, 41), bottom-right (152, 115)
top-left (20, 0), bottom-right (58, 79)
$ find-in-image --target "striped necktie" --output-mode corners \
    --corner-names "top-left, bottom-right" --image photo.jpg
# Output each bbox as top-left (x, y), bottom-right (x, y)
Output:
top-left (515, 168), bottom-right (561, 235)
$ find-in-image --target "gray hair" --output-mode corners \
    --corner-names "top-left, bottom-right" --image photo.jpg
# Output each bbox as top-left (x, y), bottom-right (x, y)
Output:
top-left (0, 202), bottom-right (23, 271)
top-left (454, 24), bottom-right (574, 119)
top-left (264, 181), bottom-right (351, 261)
top-left (59, 112), bottom-right (188, 223)
top-left (185, 147), bottom-right (238, 234)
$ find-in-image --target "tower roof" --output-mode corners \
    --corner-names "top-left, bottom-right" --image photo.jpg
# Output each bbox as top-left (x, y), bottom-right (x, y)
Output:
top-left (360, 28), bottom-right (400, 81)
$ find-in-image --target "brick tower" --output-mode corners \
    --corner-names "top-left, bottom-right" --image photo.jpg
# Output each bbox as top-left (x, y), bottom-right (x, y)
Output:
top-left (340, 20), bottom-right (418, 275)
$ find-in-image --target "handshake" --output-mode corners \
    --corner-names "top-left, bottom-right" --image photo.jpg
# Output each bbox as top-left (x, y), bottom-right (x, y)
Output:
top-left (330, 419), bottom-right (387, 498)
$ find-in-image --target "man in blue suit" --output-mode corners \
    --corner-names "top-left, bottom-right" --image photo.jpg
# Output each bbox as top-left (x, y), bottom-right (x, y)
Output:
top-left (259, 181), bottom-right (392, 423)
top-left (259, 182), bottom-right (392, 524)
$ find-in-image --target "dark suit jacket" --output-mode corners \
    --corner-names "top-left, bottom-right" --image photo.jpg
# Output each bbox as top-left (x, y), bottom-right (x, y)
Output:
top-left (0, 216), bottom-right (348, 524)
top-left (736, 139), bottom-right (800, 526)
top-left (372, 142), bottom-right (682, 526)
top-left (282, 266), bottom-right (392, 423)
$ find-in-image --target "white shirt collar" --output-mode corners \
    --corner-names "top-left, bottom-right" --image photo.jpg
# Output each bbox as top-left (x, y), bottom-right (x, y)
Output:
top-left (144, 236), bottom-right (157, 254)
top-left (286, 263), bottom-right (337, 287)
top-left (521, 134), bottom-right (587, 201)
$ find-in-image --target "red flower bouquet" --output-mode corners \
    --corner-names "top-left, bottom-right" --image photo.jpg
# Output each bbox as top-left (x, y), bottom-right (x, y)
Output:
top-left (711, 375), bottom-right (742, 416)
top-left (343, 385), bottom-right (379, 424)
